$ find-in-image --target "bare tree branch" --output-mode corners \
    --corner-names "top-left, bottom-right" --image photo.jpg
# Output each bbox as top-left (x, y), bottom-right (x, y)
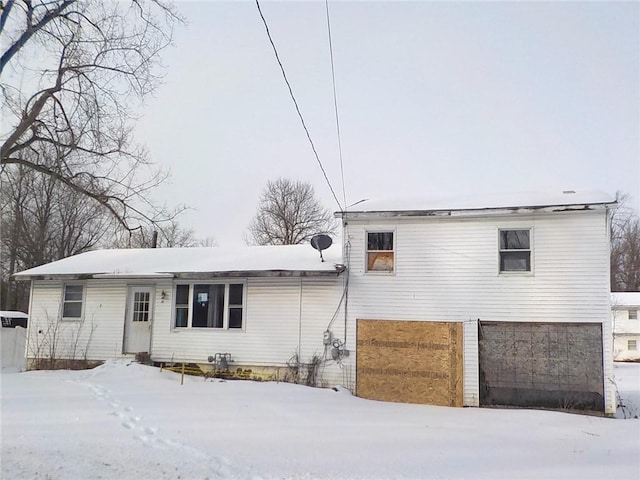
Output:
top-left (247, 178), bottom-right (337, 246)
top-left (610, 191), bottom-right (640, 292)
top-left (1, 0), bottom-right (183, 231)
top-left (0, 0), bottom-right (76, 73)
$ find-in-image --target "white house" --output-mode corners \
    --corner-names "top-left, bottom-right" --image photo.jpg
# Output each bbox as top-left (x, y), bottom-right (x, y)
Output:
top-left (15, 189), bottom-right (616, 415)
top-left (611, 292), bottom-right (640, 361)
top-left (337, 190), bottom-right (616, 415)
top-left (13, 244), bottom-right (351, 386)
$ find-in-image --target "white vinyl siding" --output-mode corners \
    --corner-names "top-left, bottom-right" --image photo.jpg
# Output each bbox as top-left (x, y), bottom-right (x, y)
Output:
top-left (28, 280), bottom-right (130, 361)
top-left (463, 319), bottom-right (479, 407)
top-left (151, 277), bottom-right (348, 386)
top-left (345, 209), bottom-right (612, 410)
top-left (346, 212), bottom-right (609, 323)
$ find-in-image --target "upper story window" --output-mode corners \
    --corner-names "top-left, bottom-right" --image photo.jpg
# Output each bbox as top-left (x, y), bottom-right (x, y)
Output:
top-left (499, 229), bottom-right (531, 273)
top-left (174, 283), bottom-right (245, 330)
top-left (367, 231), bottom-right (394, 272)
top-left (62, 284), bottom-right (84, 319)
top-left (629, 309), bottom-right (638, 320)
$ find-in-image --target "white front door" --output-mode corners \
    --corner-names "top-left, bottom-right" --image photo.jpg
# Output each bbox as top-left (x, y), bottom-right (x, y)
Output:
top-left (124, 286), bottom-right (154, 354)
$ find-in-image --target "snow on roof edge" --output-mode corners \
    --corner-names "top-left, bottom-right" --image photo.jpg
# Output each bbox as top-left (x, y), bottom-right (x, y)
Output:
top-left (13, 244), bottom-right (344, 278)
top-left (0, 311), bottom-right (29, 318)
top-left (611, 292), bottom-right (640, 307)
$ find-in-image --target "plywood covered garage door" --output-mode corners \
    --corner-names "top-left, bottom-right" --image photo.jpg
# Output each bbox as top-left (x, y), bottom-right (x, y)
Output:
top-left (356, 320), bottom-right (463, 407)
top-left (478, 322), bottom-right (604, 412)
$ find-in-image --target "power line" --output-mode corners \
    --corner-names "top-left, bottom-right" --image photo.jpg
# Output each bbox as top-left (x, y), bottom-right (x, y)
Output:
top-left (255, 0), bottom-right (344, 211)
top-left (324, 0), bottom-right (347, 209)
top-left (324, 1), bottom-right (349, 347)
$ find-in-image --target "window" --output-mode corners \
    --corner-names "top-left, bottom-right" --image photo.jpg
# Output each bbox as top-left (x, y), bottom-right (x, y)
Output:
top-left (629, 310), bottom-right (638, 320)
top-left (628, 340), bottom-right (637, 351)
top-left (62, 285), bottom-right (84, 319)
top-left (193, 285), bottom-right (224, 328)
top-left (175, 285), bottom-right (189, 328)
top-left (367, 232), bottom-right (394, 272)
top-left (132, 291), bottom-right (151, 322)
top-left (173, 283), bottom-right (245, 329)
top-left (228, 284), bottom-right (244, 329)
top-left (499, 229), bottom-right (531, 272)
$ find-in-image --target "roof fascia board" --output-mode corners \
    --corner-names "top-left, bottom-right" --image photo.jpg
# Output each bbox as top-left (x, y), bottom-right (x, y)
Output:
top-left (336, 203), bottom-right (611, 220)
top-left (14, 268), bottom-right (345, 282)
top-left (174, 268), bottom-right (345, 279)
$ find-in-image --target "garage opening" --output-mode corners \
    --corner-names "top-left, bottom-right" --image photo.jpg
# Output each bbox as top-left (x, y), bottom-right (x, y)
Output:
top-left (478, 322), bottom-right (604, 412)
top-left (356, 319), bottom-right (463, 407)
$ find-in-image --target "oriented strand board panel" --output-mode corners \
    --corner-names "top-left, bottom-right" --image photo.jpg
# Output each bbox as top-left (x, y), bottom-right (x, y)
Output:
top-left (478, 322), bottom-right (604, 412)
top-left (356, 320), bottom-right (463, 407)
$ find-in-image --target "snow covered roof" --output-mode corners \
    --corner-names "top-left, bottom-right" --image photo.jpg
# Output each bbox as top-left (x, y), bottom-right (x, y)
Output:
top-left (13, 244), bottom-right (344, 280)
top-left (340, 190), bottom-right (615, 216)
top-left (611, 292), bottom-right (640, 308)
top-left (0, 311), bottom-right (28, 319)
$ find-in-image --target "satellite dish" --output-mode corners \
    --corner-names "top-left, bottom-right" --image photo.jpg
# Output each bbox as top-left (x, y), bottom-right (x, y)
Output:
top-left (310, 234), bottom-right (333, 262)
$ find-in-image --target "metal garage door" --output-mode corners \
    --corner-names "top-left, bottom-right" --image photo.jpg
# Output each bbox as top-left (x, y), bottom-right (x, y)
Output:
top-left (356, 319), bottom-right (463, 407)
top-left (478, 322), bottom-right (604, 412)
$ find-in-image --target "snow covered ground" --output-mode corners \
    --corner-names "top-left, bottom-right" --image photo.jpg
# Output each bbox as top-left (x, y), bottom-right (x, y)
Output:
top-left (2, 361), bottom-right (639, 480)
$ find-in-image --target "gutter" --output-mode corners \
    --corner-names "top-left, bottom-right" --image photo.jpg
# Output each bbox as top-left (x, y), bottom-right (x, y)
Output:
top-left (12, 265), bottom-right (347, 282)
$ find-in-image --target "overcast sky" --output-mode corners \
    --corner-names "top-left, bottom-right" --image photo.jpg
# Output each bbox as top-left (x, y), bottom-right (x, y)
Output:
top-left (135, 1), bottom-right (639, 246)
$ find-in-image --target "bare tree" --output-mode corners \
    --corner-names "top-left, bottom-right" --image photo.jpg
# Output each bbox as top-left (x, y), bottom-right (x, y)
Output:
top-left (1, 161), bottom-right (114, 310)
top-left (0, 0), bottom-right (183, 230)
top-left (610, 192), bottom-right (640, 292)
top-left (247, 178), bottom-right (337, 245)
top-left (112, 219), bottom-right (217, 248)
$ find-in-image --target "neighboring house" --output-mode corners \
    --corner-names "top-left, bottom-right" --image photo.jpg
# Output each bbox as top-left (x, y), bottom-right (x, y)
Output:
top-left (337, 190), bottom-right (616, 415)
top-left (13, 245), bottom-right (350, 386)
top-left (1, 310), bottom-right (28, 328)
top-left (14, 190), bottom-right (617, 415)
top-left (611, 292), bottom-right (640, 361)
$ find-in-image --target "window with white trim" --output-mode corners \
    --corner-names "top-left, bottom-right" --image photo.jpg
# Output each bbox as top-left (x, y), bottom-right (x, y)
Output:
top-left (62, 284), bottom-right (84, 319)
top-left (629, 309), bottom-right (638, 320)
top-left (366, 231), bottom-right (394, 272)
top-left (173, 283), bottom-right (245, 329)
top-left (499, 229), bottom-right (531, 272)
top-left (628, 339), bottom-right (637, 351)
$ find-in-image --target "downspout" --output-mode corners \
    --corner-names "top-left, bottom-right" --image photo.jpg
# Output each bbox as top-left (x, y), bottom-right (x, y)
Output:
top-left (344, 240), bottom-right (350, 346)
top-left (341, 208), bottom-right (353, 349)
top-left (298, 277), bottom-right (303, 358)
top-left (604, 204), bottom-right (615, 415)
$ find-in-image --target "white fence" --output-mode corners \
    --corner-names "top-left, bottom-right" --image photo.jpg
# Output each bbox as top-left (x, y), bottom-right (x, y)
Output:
top-left (1, 326), bottom-right (27, 372)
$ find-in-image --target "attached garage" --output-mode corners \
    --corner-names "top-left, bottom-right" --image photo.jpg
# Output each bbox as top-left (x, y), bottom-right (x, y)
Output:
top-left (478, 322), bottom-right (604, 412)
top-left (356, 320), bottom-right (463, 407)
